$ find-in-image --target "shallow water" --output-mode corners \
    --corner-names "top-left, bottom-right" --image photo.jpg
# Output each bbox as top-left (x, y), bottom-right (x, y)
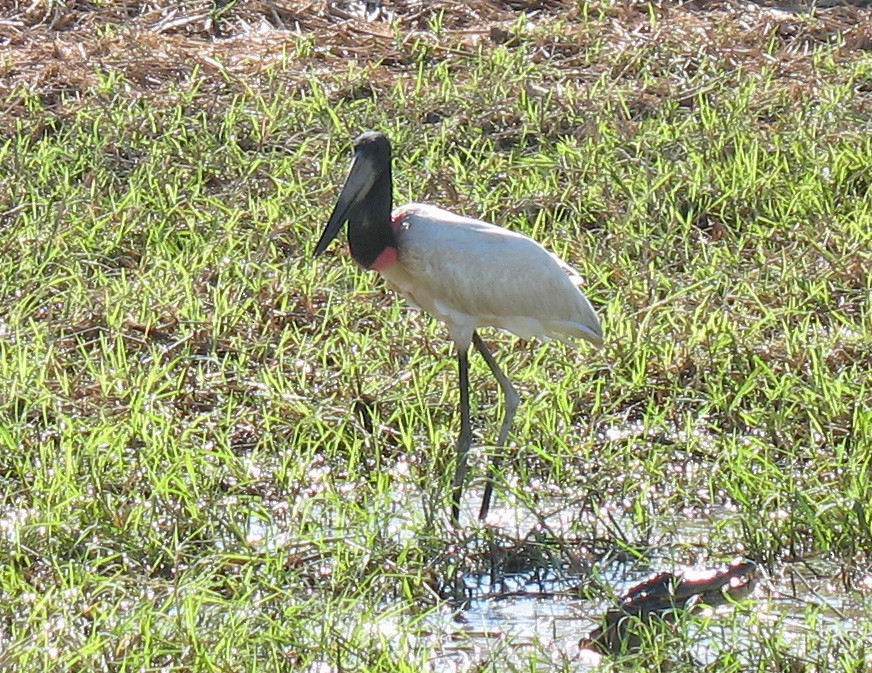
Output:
top-left (245, 485), bottom-right (871, 671)
top-left (423, 491), bottom-right (872, 671)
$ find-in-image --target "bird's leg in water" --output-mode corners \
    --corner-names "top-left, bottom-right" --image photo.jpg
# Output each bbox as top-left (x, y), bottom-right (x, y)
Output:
top-left (451, 346), bottom-right (473, 525)
top-left (473, 331), bottom-right (520, 521)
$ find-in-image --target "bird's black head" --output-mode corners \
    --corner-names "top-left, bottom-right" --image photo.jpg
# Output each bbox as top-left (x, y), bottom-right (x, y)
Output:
top-left (352, 131), bottom-right (391, 166)
top-left (314, 132), bottom-right (396, 268)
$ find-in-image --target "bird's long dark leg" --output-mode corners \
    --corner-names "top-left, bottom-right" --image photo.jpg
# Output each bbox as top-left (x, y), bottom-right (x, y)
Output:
top-left (450, 345), bottom-right (473, 525)
top-left (473, 331), bottom-right (520, 521)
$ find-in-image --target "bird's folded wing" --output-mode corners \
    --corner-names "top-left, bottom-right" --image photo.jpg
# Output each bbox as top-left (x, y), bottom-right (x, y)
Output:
top-left (383, 204), bottom-right (602, 347)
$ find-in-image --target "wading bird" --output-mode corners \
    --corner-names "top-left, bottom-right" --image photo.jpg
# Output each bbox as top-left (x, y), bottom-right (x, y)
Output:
top-left (314, 131), bottom-right (602, 524)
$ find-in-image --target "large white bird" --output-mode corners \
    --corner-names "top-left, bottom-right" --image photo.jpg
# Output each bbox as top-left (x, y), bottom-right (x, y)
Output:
top-left (315, 131), bottom-right (603, 523)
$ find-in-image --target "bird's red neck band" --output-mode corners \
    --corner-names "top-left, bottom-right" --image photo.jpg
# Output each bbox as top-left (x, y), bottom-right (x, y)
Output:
top-left (369, 247), bottom-right (397, 271)
top-left (364, 211), bottom-right (406, 271)
top-left (367, 246), bottom-right (398, 270)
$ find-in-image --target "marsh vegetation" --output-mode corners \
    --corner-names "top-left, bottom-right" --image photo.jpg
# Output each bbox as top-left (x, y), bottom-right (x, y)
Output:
top-left (1, 1), bottom-right (870, 670)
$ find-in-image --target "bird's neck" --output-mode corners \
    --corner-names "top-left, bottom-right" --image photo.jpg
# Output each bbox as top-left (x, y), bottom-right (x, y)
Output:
top-left (347, 170), bottom-right (398, 271)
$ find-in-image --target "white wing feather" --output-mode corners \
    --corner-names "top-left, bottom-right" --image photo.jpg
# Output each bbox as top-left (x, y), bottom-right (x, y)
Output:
top-left (379, 203), bottom-right (603, 349)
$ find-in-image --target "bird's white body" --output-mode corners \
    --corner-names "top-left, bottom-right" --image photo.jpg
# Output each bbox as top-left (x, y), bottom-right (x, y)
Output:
top-left (380, 203), bottom-right (603, 351)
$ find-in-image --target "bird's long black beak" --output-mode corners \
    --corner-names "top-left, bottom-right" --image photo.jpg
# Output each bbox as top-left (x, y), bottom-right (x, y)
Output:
top-left (314, 151), bottom-right (377, 256)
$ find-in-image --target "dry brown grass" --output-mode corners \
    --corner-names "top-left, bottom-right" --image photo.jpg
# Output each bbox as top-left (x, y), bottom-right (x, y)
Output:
top-left (2, 0), bottom-right (871, 128)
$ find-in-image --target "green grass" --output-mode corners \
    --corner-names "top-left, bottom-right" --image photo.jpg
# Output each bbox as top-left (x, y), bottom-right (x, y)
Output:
top-left (1, 2), bottom-right (871, 670)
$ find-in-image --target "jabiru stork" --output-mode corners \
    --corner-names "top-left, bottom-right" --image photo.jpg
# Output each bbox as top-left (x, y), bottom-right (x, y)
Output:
top-left (314, 131), bottom-right (603, 524)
